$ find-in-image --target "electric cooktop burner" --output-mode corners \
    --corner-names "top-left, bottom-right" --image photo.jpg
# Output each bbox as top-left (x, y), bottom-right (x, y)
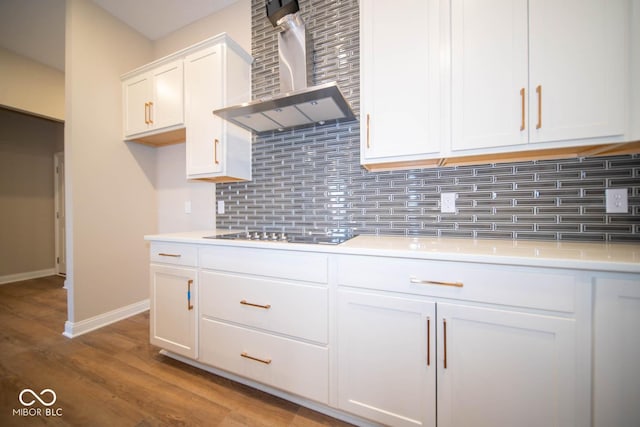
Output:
top-left (203, 231), bottom-right (357, 245)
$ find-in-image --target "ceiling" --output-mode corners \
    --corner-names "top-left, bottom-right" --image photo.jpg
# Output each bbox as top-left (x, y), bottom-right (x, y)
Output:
top-left (0, 0), bottom-right (238, 71)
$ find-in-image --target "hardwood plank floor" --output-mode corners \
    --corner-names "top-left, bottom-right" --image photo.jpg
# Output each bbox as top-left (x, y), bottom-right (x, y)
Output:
top-left (0, 276), bottom-right (353, 426)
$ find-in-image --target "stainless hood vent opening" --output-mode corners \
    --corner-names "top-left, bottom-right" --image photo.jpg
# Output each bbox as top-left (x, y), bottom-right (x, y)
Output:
top-left (213, 0), bottom-right (357, 134)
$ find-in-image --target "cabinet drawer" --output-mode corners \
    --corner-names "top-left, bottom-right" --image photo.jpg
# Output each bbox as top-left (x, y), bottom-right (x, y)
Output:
top-left (337, 255), bottom-right (577, 313)
top-left (199, 318), bottom-right (329, 404)
top-left (199, 246), bottom-right (328, 283)
top-left (199, 271), bottom-right (328, 344)
top-left (150, 242), bottom-right (198, 267)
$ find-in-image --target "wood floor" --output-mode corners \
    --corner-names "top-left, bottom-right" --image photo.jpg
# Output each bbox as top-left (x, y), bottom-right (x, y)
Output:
top-left (0, 276), bottom-right (353, 426)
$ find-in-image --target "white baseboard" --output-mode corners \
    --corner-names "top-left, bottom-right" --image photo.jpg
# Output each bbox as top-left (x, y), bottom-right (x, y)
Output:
top-left (0, 268), bottom-right (57, 285)
top-left (63, 299), bottom-right (149, 338)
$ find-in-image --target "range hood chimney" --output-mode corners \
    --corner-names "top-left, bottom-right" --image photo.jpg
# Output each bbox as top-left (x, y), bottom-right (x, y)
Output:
top-left (213, 0), bottom-right (356, 134)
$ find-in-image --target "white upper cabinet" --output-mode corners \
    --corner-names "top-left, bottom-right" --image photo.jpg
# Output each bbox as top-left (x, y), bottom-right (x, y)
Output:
top-left (360, 0), bottom-right (441, 169)
top-left (184, 41), bottom-right (252, 182)
top-left (123, 59), bottom-right (184, 141)
top-left (451, 0), bottom-right (627, 153)
top-left (450, 0), bottom-right (528, 150)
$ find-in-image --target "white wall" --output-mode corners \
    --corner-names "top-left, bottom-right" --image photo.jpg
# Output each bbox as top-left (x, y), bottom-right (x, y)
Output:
top-left (153, 1), bottom-right (251, 233)
top-left (156, 144), bottom-right (215, 232)
top-left (154, 1), bottom-right (250, 58)
top-left (65, 0), bottom-right (156, 324)
top-left (0, 47), bottom-right (65, 121)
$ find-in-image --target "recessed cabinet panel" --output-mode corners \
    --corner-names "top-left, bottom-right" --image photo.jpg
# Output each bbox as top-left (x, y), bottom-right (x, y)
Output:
top-left (124, 75), bottom-right (152, 136)
top-left (528, 0), bottom-right (626, 143)
top-left (199, 318), bottom-right (329, 404)
top-left (150, 264), bottom-right (197, 359)
top-left (337, 289), bottom-right (436, 427)
top-left (360, 0), bottom-right (440, 165)
top-left (451, 0), bottom-right (626, 153)
top-left (122, 59), bottom-right (184, 140)
top-left (593, 277), bottom-right (640, 427)
top-left (199, 270), bottom-right (329, 343)
top-left (184, 42), bottom-right (252, 182)
top-left (451, 0), bottom-right (528, 150)
top-left (185, 45), bottom-right (224, 176)
top-left (437, 302), bottom-right (577, 427)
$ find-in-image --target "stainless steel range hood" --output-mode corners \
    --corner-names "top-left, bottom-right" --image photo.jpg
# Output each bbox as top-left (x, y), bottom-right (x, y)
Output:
top-left (213, 0), bottom-right (356, 134)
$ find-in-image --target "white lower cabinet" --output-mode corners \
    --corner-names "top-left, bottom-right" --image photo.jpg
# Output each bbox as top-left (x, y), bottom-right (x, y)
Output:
top-left (150, 263), bottom-right (197, 359)
top-left (197, 246), bottom-right (330, 404)
top-left (436, 302), bottom-right (577, 427)
top-left (593, 276), bottom-right (640, 427)
top-left (337, 255), bottom-right (586, 427)
top-left (145, 241), bottom-right (633, 427)
top-left (337, 290), bottom-right (436, 427)
top-left (199, 318), bottom-right (329, 403)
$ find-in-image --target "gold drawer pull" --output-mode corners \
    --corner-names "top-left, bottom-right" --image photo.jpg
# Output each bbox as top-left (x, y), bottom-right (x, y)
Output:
top-left (241, 352), bottom-right (272, 365)
top-left (158, 253), bottom-right (181, 258)
top-left (240, 300), bottom-right (271, 310)
top-left (410, 277), bottom-right (463, 288)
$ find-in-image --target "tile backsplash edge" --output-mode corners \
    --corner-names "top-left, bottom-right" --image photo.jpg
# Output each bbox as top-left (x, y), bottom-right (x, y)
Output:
top-left (215, 0), bottom-right (639, 243)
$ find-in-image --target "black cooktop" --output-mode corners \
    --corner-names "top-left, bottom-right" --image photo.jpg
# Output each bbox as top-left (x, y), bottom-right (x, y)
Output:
top-left (203, 231), bottom-right (356, 245)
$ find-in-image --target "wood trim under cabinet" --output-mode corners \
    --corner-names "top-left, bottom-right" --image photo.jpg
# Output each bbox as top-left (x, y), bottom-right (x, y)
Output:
top-left (127, 127), bottom-right (186, 146)
top-left (362, 141), bottom-right (640, 172)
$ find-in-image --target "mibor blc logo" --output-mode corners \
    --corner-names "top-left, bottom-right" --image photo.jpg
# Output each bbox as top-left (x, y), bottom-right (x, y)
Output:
top-left (13, 388), bottom-right (63, 418)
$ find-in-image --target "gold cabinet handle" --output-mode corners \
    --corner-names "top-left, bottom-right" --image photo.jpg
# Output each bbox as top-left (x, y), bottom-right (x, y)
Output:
top-left (426, 317), bottom-right (431, 366)
top-left (214, 139), bottom-right (220, 164)
top-left (240, 300), bottom-right (271, 310)
top-left (158, 253), bottom-right (181, 258)
top-left (240, 352), bottom-right (272, 365)
top-left (536, 85), bottom-right (542, 129)
top-left (187, 279), bottom-right (193, 310)
top-left (144, 102), bottom-right (149, 124)
top-left (187, 279), bottom-right (194, 310)
top-left (148, 101), bottom-right (154, 124)
top-left (409, 277), bottom-right (463, 288)
top-left (520, 88), bottom-right (526, 131)
top-left (443, 318), bottom-right (448, 369)
top-left (366, 113), bottom-right (371, 148)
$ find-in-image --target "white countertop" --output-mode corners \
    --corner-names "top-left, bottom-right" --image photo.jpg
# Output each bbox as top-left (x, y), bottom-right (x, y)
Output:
top-left (145, 230), bottom-right (640, 274)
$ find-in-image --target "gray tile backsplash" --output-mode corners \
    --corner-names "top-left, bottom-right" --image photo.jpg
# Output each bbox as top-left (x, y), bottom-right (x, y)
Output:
top-left (216, 0), bottom-right (640, 243)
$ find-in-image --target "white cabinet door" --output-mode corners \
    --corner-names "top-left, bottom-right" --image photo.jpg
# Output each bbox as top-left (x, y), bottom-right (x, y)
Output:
top-left (437, 302), bottom-right (577, 427)
top-left (123, 59), bottom-right (184, 139)
top-left (185, 45), bottom-right (223, 176)
top-left (360, 0), bottom-right (440, 166)
top-left (593, 277), bottom-right (640, 427)
top-left (337, 289), bottom-right (436, 427)
top-left (184, 43), bottom-right (252, 182)
top-left (150, 59), bottom-right (184, 131)
top-left (123, 73), bottom-right (152, 136)
top-left (528, 0), bottom-right (625, 143)
top-left (451, 0), bottom-right (626, 152)
top-left (150, 264), bottom-right (197, 359)
top-left (451, 0), bottom-right (528, 150)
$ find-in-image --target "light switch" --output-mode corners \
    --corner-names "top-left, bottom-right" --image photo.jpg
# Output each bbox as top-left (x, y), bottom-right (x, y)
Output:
top-left (184, 201), bottom-right (192, 214)
top-left (217, 200), bottom-right (225, 214)
top-left (605, 188), bottom-right (628, 213)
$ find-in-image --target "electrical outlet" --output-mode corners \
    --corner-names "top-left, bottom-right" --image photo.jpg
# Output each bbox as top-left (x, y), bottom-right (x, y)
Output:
top-left (605, 188), bottom-right (628, 213)
top-left (184, 201), bottom-right (192, 214)
top-left (441, 192), bottom-right (456, 213)
top-left (217, 200), bottom-right (225, 214)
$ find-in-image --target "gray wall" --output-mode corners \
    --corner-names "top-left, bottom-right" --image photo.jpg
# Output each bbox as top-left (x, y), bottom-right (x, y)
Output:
top-left (0, 108), bottom-right (64, 276)
top-left (216, 0), bottom-right (640, 243)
